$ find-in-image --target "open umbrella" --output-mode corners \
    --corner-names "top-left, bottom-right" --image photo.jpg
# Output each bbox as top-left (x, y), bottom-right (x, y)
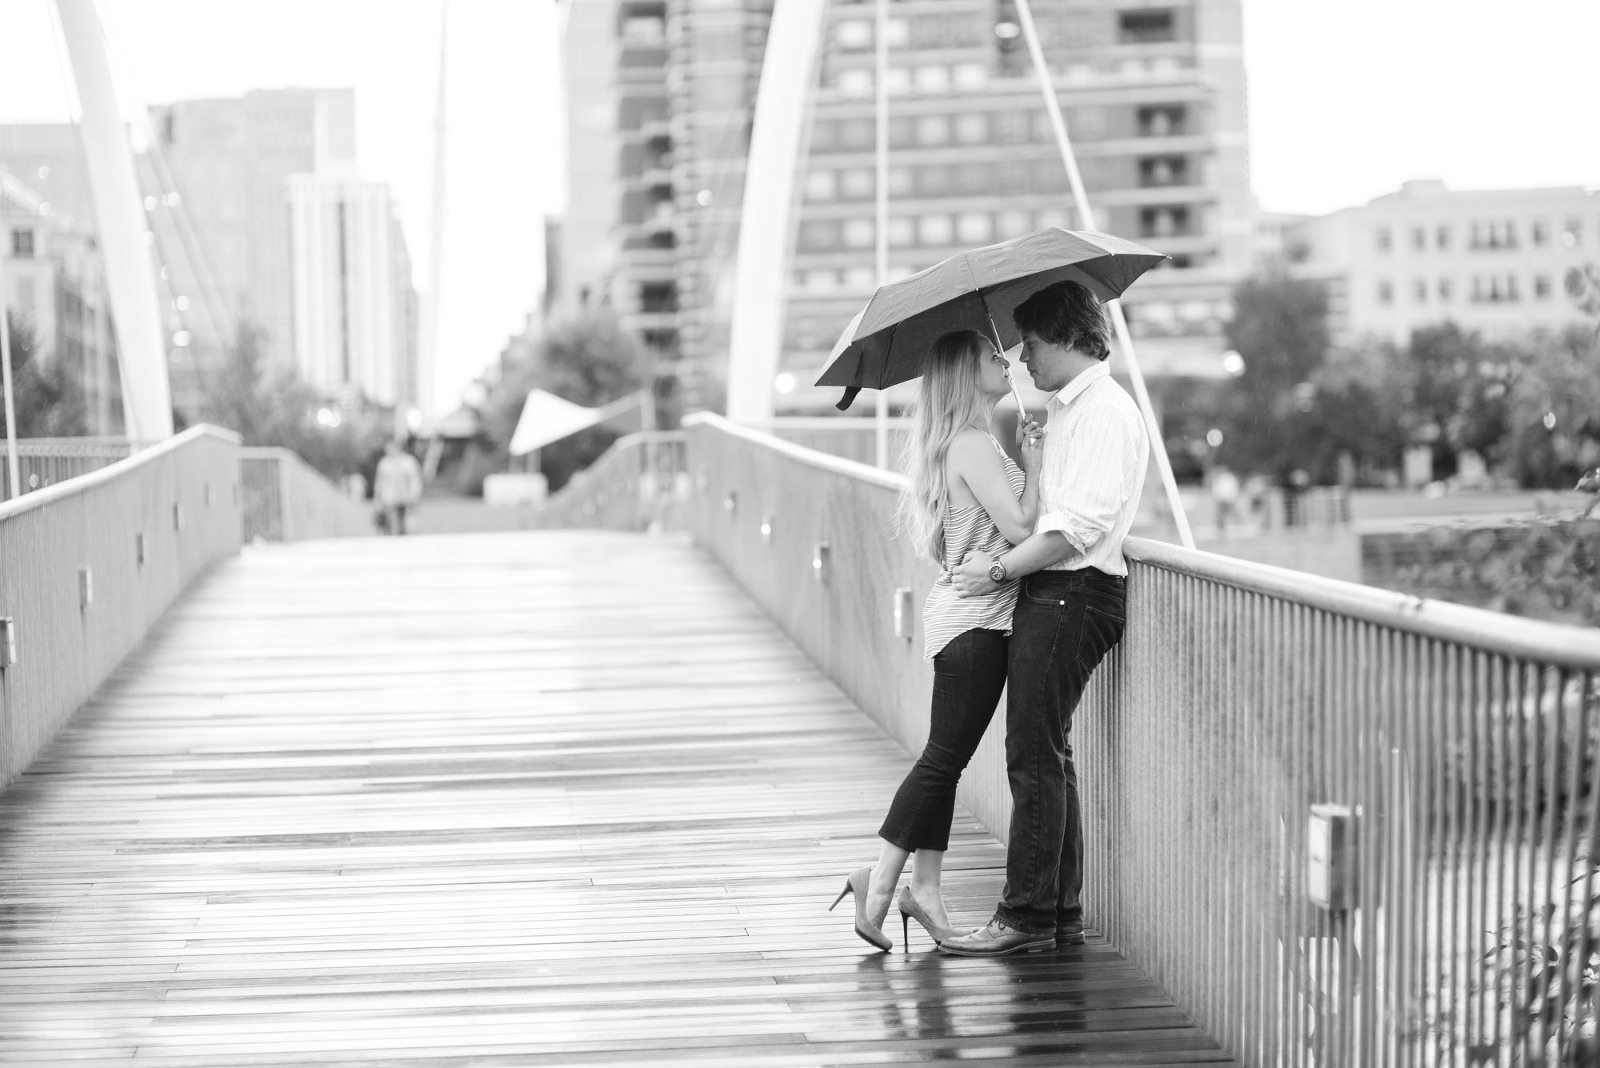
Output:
top-left (815, 228), bottom-right (1166, 410)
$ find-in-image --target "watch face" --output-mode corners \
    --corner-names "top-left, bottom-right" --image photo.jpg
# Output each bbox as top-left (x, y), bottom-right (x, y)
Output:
top-left (989, 564), bottom-right (1005, 581)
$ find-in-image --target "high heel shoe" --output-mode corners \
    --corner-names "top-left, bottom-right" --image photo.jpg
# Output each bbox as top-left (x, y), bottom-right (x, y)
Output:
top-left (828, 866), bottom-right (892, 951)
top-left (897, 886), bottom-right (959, 948)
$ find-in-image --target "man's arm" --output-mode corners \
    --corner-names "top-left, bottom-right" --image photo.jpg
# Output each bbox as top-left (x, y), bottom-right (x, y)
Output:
top-left (951, 531), bottom-right (1074, 597)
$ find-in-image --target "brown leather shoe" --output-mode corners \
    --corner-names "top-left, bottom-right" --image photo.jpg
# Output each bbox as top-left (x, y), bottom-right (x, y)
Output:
top-left (938, 917), bottom-right (1055, 957)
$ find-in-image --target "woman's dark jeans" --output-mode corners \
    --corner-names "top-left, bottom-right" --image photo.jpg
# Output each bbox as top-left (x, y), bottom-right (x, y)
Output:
top-left (995, 568), bottom-right (1126, 934)
top-left (878, 627), bottom-right (1008, 852)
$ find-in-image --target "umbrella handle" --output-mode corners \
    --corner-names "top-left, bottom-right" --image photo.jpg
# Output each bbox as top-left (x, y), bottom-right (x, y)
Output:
top-left (982, 310), bottom-right (1032, 418)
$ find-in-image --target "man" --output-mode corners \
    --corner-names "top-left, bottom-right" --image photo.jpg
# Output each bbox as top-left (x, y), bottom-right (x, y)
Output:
top-left (374, 439), bottom-right (425, 536)
top-left (939, 280), bottom-right (1148, 957)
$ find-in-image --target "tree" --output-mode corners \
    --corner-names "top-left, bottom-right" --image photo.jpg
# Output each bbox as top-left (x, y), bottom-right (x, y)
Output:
top-left (1503, 325), bottom-right (1600, 488)
top-left (1, 314), bottom-right (90, 438)
top-left (472, 310), bottom-right (644, 494)
top-left (1206, 268), bottom-right (1335, 479)
top-left (201, 321), bottom-right (386, 482)
top-left (1397, 323), bottom-right (1519, 478)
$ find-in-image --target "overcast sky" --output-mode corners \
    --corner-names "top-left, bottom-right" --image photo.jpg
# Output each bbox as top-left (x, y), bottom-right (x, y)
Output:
top-left (0, 0), bottom-right (1595, 411)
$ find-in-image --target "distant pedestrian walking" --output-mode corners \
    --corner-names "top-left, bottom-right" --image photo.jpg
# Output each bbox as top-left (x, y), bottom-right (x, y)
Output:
top-left (375, 440), bottom-right (424, 536)
top-left (1209, 465), bottom-right (1240, 538)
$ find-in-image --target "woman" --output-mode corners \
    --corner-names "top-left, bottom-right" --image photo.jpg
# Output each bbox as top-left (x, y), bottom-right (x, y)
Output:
top-left (830, 329), bottom-right (1041, 950)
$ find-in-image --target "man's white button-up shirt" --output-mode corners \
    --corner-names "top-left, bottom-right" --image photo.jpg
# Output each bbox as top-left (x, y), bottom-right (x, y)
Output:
top-left (1034, 362), bottom-right (1149, 576)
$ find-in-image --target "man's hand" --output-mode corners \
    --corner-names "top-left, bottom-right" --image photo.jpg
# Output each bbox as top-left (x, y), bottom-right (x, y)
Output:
top-left (952, 551), bottom-right (1000, 598)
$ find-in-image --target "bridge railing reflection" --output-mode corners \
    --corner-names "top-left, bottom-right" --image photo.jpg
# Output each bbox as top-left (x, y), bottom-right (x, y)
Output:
top-left (545, 411), bottom-right (1600, 1067)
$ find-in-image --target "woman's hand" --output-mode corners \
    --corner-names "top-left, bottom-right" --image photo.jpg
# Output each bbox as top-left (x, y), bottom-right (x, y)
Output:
top-left (1018, 417), bottom-right (1044, 475)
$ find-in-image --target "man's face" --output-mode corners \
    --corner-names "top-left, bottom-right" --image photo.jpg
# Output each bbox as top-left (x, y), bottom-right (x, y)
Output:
top-left (1016, 332), bottom-right (1078, 393)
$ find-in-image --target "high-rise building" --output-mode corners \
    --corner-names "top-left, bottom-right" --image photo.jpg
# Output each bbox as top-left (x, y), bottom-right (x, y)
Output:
top-left (150, 89), bottom-right (357, 371)
top-left (286, 174), bottom-right (417, 407)
top-left (563, 0), bottom-right (1252, 413)
top-left (1287, 180), bottom-right (1600, 345)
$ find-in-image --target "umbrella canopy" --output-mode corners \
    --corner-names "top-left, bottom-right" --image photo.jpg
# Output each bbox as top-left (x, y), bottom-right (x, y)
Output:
top-left (815, 228), bottom-right (1166, 409)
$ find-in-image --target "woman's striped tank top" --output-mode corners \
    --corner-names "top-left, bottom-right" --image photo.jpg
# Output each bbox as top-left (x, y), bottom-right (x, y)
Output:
top-left (921, 435), bottom-right (1026, 659)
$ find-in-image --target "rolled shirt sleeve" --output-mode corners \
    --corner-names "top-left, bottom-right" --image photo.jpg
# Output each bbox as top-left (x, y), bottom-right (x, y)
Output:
top-left (1035, 402), bottom-right (1144, 556)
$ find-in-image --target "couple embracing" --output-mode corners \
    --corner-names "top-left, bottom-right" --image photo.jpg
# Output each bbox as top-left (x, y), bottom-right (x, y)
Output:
top-left (831, 279), bottom-right (1148, 956)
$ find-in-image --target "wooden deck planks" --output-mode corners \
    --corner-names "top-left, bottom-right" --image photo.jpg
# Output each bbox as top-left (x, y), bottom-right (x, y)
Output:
top-left (0, 530), bottom-right (1234, 1066)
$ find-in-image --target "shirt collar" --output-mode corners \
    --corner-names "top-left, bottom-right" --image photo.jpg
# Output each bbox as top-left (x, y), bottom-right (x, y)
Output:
top-left (1046, 361), bottom-right (1111, 409)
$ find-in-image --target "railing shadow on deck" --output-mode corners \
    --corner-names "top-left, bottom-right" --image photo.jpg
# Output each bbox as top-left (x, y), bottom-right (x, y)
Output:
top-left (534, 411), bottom-right (1600, 1068)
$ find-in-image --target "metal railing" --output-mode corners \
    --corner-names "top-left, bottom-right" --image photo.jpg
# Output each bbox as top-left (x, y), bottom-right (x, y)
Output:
top-left (239, 447), bottom-right (375, 542)
top-left (0, 438), bottom-right (140, 496)
top-left (670, 413), bottom-right (1600, 1067)
top-left (0, 426), bottom-right (242, 788)
top-left (527, 430), bottom-right (689, 531)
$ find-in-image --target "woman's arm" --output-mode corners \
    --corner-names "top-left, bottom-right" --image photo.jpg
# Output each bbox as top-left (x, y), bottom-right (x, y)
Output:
top-left (947, 430), bottom-right (1037, 545)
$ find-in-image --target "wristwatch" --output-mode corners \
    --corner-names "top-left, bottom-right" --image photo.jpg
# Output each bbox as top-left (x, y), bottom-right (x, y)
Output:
top-left (988, 556), bottom-right (1009, 583)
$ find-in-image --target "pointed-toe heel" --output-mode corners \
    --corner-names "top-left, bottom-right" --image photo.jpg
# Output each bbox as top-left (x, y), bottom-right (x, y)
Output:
top-left (829, 866), bottom-right (892, 951)
top-left (897, 886), bottom-right (959, 948)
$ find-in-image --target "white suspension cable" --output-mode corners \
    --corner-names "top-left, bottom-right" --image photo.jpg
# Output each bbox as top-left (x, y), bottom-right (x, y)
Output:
top-left (872, 0), bottom-right (889, 469)
top-left (1012, 0), bottom-right (1195, 549)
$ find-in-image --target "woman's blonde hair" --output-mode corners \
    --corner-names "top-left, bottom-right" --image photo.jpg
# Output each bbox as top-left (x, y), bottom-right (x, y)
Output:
top-left (894, 330), bottom-right (995, 564)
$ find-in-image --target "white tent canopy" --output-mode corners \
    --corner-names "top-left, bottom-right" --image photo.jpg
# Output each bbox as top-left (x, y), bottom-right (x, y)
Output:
top-left (508, 389), bottom-right (646, 457)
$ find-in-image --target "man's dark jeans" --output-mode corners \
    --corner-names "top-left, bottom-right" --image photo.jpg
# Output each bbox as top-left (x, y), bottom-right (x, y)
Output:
top-left (995, 568), bottom-right (1126, 934)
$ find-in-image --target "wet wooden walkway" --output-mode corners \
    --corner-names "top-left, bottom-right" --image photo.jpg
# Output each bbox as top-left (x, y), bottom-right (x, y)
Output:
top-left (0, 531), bottom-right (1233, 1066)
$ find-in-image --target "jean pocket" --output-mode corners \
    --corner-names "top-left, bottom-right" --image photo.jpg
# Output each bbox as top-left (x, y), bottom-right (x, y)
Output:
top-left (1074, 604), bottom-right (1125, 673)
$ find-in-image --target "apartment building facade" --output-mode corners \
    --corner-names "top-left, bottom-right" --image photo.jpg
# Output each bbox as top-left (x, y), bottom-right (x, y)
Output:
top-left (1289, 180), bottom-right (1600, 344)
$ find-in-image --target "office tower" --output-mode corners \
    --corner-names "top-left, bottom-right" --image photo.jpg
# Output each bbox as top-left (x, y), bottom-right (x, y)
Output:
top-left (150, 89), bottom-right (357, 371)
top-left (287, 174), bottom-right (417, 407)
top-left (1289, 180), bottom-right (1600, 344)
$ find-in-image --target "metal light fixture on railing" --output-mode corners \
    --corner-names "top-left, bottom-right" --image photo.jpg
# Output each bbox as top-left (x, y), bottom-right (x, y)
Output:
top-left (724, 491), bottom-right (738, 516)
top-left (760, 514), bottom-right (774, 543)
top-left (78, 566), bottom-right (93, 610)
top-left (0, 617), bottom-right (15, 667)
top-left (811, 542), bottom-right (830, 583)
top-left (892, 587), bottom-right (913, 640)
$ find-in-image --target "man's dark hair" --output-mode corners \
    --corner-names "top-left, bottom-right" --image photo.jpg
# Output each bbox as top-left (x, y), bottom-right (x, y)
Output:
top-left (1012, 280), bottom-right (1111, 361)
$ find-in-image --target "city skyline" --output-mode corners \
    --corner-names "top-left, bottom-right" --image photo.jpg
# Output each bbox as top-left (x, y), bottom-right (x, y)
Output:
top-left (0, 0), bottom-right (1595, 412)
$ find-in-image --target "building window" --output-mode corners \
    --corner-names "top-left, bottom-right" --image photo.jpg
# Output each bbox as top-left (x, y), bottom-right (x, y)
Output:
top-left (10, 228), bottom-right (34, 258)
top-left (1118, 9), bottom-right (1176, 43)
top-left (840, 168), bottom-right (874, 199)
top-left (804, 170), bottom-right (837, 201)
top-left (887, 167), bottom-right (914, 197)
top-left (957, 212), bottom-right (992, 244)
top-left (1138, 155), bottom-right (1187, 187)
top-left (913, 65), bottom-right (950, 93)
top-left (1376, 228), bottom-right (1392, 253)
top-left (1532, 219), bottom-right (1549, 246)
top-left (1378, 280), bottom-right (1393, 304)
top-left (1436, 225), bottom-right (1450, 250)
top-left (1139, 206), bottom-right (1189, 238)
top-left (955, 162), bottom-right (989, 195)
top-left (842, 218), bottom-right (875, 249)
top-left (835, 19), bottom-right (872, 50)
top-left (798, 220), bottom-right (838, 251)
top-left (1411, 227), bottom-right (1427, 252)
top-left (840, 119), bottom-right (874, 148)
top-left (1534, 274), bottom-right (1552, 299)
top-left (918, 215), bottom-right (954, 246)
top-left (1439, 278), bottom-right (1453, 302)
top-left (1072, 105), bottom-right (1108, 140)
top-left (954, 113), bottom-right (988, 145)
top-left (993, 110), bottom-right (1030, 145)
top-left (916, 115), bottom-right (950, 145)
top-left (1563, 218), bottom-right (1583, 248)
top-left (953, 63), bottom-right (987, 89)
top-left (837, 68), bottom-right (874, 97)
top-left (998, 209), bottom-right (1032, 237)
top-left (1413, 279), bottom-right (1427, 304)
top-left (918, 165), bottom-right (951, 196)
top-left (887, 217), bottom-right (916, 247)
top-left (1137, 105), bottom-right (1186, 137)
